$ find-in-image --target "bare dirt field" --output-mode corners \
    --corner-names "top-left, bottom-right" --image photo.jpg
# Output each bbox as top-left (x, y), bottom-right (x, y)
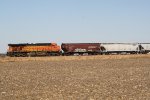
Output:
top-left (0, 55), bottom-right (150, 100)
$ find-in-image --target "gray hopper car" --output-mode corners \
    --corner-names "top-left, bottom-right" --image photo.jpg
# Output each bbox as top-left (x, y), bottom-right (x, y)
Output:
top-left (140, 43), bottom-right (150, 54)
top-left (100, 43), bottom-right (141, 54)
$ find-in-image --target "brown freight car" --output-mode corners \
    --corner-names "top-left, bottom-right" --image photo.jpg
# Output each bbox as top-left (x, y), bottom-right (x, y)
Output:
top-left (7, 43), bottom-right (61, 57)
top-left (61, 43), bottom-right (101, 55)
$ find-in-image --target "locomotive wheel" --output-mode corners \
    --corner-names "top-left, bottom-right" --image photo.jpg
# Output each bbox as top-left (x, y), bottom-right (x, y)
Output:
top-left (21, 53), bottom-right (27, 57)
top-left (9, 53), bottom-right (15, 57)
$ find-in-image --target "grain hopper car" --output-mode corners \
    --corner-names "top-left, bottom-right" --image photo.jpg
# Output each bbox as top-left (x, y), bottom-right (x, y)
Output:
top-left (100, 43), bottom-right (141, 54)
top-left (61, 43), bottom-right (101, 55)
top-left (139, 43), bottom-right (150, 54)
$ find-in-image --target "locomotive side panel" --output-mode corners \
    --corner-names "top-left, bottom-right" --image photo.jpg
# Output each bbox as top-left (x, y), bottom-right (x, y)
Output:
top-left (22, 44), bottom-right (60, 52)
top-left (7, 43), bottom-right (61, 57)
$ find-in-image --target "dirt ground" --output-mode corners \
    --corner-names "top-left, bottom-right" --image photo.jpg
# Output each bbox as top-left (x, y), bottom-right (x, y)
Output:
top-left (0, 55), bottom-right (150, 100)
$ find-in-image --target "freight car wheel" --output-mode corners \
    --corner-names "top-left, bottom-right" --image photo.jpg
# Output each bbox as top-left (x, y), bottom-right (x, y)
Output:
top-left (83, 53), bottom-right (88, 56)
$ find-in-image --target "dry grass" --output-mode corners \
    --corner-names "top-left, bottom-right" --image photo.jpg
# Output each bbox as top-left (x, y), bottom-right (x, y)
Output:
top-left (0, 54), bottom-right (150, 62)
top-left (0, 55), bottom-right (150, 99)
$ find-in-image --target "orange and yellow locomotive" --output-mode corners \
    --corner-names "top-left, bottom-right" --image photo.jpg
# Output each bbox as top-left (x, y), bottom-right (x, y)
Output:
top-left (7, 43), bottom-right (61, 57)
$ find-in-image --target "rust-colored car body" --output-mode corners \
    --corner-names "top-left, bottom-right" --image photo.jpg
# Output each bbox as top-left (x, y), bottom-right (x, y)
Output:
top-left (61, 43), bottom-right (101, 55)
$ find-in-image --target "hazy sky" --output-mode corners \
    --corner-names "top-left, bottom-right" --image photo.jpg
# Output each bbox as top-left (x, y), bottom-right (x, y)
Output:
top-left (0, 0), bottom-right (150, 53)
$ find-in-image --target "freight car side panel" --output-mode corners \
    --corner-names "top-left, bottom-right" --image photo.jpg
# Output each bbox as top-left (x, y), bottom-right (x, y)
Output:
top-left (61, 43), bottom-right (101, 55)
top-left (101, 43), bottom-right (139, 54)
top-left (140, 43), bottom-right (150, 53)
top-left (140, 43), bottom-right (150, 50)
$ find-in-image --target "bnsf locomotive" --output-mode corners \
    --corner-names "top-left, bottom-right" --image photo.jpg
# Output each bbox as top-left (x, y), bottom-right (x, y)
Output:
top-left (7, 43), bottom-right (61, 57)
top-left (7, 42), bottom-right (150, 57)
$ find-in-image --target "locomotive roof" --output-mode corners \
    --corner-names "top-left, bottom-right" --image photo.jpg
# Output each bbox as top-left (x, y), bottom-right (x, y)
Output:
top-left (8, 43), bottom-right (52, 46)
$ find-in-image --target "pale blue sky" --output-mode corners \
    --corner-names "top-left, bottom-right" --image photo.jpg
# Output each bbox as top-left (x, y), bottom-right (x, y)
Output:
top-left (0, 0), bottom-right (150, 53)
